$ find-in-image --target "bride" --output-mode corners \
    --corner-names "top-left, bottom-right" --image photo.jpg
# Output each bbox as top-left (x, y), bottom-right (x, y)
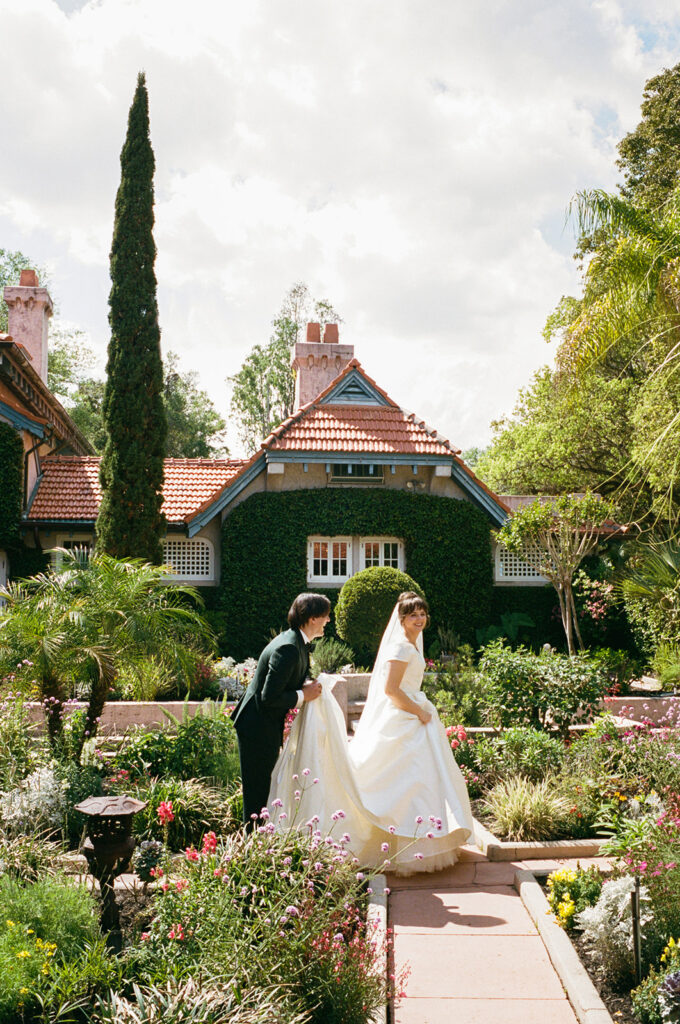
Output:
top-left (267, 592), bottom-right (474, 874)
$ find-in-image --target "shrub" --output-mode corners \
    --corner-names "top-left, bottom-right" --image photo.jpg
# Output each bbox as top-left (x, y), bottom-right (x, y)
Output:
top-left (0, 766), bottom-right (68, 838)
top-left (481, 777), bottom-right (571, 841)
top-left (128, 819), bottom-right (399, 1024)
top-left (56, 761), bottom-right (104, 846)
top-left (0, 875), bottom-right (102, 1022)
top-left (311, 637), bottom-right (355, 675)
top-left (131, 840), bottom-right (164, 883)
top-left (0, 833), bottom-right (65, 883)
top-left (632, 939), bottom-right (680, 1024)
top-left (577, 876), bottom-right (653, 988)
top-left (546, 865), bottom-right (603, 929)
top-left (477, 641), bottom-right (608, 737)
top-left (335, 567), bottom-right (424, 662)
top-left (0, 691), bottom-right (38, 790)
top-left (125, 777), bottom-right (228, 851)
top-left (490, 727), bottom-right (565, 783)
top-left (113, 705), bottom-right (240, 786)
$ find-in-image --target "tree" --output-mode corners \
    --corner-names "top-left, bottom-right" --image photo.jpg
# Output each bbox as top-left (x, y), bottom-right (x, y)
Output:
top-left (475, 366), bottom-right (638, 501)
top-left (0, 248), bottom-right (45, 333)
top-left (229, 282), bottom-right (342, 453)
top-left (617, 64), bottom-right (680, 211)
top-left (495, 493), bottom-right (617, 654)
top-left (0, 553), bottom-right (214, 761)
top-left (164, 351), bottom-right (228, 458)
top-left (97, 73), bottom-right (167, 562)
top-left (47, 324), bottom-right (97, 405)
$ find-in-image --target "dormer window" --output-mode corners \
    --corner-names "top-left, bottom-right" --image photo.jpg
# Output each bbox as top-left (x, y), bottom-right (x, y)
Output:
top-left (330, 464), bottom-right (384, 483)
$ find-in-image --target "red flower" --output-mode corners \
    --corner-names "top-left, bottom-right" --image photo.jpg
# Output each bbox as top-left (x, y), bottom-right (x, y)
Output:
top-left (157, 801), bottom-right (174, 825)
top-left (202, 831), bottom-right (218, 855)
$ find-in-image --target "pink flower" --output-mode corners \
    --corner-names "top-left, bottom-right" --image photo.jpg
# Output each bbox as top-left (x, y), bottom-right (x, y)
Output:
top-left (157, 800), bottom-right (174, 825)
top-left (141, 931), bottom-right (150, 941)
top-left (381, 842), bottom-right (390, 852)
top-left (415, 815), bottom-right (423, 825)
top-left (201, 831), bottom-right (217, 855)
top-left (185, 847), bottom-right (200, 862)
top-left (450, 739), bottom-right (459, 750)
top-left (175, 878), bottom-right (189, 893)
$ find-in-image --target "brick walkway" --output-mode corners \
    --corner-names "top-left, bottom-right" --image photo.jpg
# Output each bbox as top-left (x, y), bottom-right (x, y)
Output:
top-left (387, 848), bottom-right (610, 1024)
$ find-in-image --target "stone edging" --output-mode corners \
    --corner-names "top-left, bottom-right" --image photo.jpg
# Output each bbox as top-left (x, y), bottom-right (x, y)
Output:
top-left (515, 868), bottom-right (613, 1024)
top-left (474, 817), bottom-right (606, 862)
top-left (367, 873), bottom-right (388, 1024)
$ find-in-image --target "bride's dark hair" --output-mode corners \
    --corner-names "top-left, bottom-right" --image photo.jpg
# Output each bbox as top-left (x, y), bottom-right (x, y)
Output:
top-left (397, 590), bottom-right (429, 625)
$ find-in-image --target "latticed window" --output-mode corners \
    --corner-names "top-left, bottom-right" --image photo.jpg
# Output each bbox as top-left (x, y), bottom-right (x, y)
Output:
top-left (495, 544), bottom-right (547, 584)
top-left (163, 537), bottom-right (214, 580)
top-left (362, 538), bottom-right (402, 570)
top-left (307, 536), bottom-right (353, 583)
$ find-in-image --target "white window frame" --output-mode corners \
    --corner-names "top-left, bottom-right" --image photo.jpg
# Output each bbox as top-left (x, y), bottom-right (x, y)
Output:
top-left (307, 536), bottom-right (353, 585)
top-left (494, 543), bottom-right (548, 585)
top-left (163, 535), bottom-right (215, 582)
top-left (53, 533), bottom-right (94, 569)
top-left (361, 537), bottom-right (404, 572)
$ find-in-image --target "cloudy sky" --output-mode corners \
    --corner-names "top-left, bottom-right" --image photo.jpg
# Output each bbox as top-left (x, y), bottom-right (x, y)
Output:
top-left (2, 0), bottom-right (680, 455)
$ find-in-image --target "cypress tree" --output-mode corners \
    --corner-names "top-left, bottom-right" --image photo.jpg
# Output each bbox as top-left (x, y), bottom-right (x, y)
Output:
top-left (97, 72), bottom-right (167, 562)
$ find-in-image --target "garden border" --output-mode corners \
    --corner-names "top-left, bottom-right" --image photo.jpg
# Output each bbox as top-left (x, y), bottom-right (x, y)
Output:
top-left (366, 872), bottom-right (388, 1024)
top-left (514, 868), bottom-right (613, 1024)
top-left (474, 818), bottom-right (607, 862)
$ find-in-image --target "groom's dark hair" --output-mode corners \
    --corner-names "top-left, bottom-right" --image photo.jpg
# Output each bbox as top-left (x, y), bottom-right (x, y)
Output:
top-left (288, 593), bottom-right (331, 629)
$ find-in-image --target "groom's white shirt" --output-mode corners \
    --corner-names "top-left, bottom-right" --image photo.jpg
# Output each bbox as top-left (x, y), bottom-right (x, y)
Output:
top-left (294, 628), bottom-right (312, 709)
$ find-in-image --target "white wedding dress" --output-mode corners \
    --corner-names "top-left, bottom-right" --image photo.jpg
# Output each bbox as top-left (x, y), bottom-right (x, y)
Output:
top-left (268, 608), bottom-right (474, 875)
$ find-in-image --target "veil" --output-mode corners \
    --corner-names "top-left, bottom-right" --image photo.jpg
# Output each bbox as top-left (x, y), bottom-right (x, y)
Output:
top-left (351, 602), bottom-right (424, 748)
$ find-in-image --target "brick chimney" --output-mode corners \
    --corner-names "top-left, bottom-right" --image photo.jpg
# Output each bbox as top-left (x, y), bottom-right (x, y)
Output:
top-left (4, 269), bottom-right (53, 384)
top-left (291, 322), bottom-right (353, 409)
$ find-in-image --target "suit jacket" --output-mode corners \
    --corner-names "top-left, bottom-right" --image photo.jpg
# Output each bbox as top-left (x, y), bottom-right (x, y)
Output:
top-left (231, 628), bottom-right (309, 745)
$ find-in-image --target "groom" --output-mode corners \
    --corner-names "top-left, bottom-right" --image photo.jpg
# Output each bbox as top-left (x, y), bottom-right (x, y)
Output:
top-left (231, 592), bottom-right (331, 826)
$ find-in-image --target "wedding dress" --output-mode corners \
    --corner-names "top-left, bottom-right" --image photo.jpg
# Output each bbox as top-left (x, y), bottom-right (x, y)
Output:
top-left (267, 607), bottom-right (474, 874)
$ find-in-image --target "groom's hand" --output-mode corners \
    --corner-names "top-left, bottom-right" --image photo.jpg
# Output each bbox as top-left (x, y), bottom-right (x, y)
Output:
top-left (302, 680), bottom-right (322, 702)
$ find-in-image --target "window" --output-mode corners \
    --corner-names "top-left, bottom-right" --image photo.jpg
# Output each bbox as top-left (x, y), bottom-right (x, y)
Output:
top-left (331, 464), bottom-right (384, 483)
top-left (163, 537), bottom-right (214, 581)
top-left (494, 543), bottom-right (547, 585)
top-left (307, 535), bottom-right (404, 585)
top-left (361, 538), bottom-right (403, 570)
top-left (307, 536), bottom-right (353, 584)
top-left (54, 535), bottom-right (93, 569)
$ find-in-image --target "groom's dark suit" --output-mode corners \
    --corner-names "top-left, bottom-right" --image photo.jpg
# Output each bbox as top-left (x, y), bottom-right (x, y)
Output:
top-left (231, 628), bottom-right (310, 824)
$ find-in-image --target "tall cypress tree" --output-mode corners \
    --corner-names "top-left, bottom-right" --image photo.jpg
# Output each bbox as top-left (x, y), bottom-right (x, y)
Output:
top-left (97, 73), bottom-right (167, 562)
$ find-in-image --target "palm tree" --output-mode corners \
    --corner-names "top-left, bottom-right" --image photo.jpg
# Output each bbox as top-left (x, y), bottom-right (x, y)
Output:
top-left (0, 553), bottom-right (215, 761)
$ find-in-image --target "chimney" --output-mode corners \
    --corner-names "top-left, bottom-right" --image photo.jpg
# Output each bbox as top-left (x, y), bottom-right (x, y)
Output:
top-left (291, 322), bottom-right (353, 409)
top-left (4, 269), bottom-right (53, 383)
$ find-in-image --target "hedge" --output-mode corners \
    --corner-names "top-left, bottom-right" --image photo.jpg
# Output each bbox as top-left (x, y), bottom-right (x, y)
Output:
top-left (0, 423), bottom-right (23, 550)
top-left (218, 488), bottom-right (494, 659)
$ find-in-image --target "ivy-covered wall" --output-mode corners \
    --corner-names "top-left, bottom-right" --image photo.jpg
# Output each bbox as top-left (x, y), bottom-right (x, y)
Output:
top-left (218, 488), bottom-right (494, 659)
top-left (0, 422), bottom-right (23, 550)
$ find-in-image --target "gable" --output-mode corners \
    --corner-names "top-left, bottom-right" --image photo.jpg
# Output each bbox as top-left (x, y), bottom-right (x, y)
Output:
top-left (320, 367), bottom-right (392, 406)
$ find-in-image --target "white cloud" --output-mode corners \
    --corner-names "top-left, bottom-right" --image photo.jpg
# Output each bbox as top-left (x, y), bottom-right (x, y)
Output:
top-left (1, 0), bottom-right (678, 454)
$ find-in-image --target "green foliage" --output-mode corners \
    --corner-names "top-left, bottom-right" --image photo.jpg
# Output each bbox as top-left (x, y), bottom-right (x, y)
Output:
top-left (546, 865), bottom-right (603, 930)
top-left (113, 706), bottom-right (239, 786)
top-left (475, 366), bottom-right (635, 499)
top-left (0, 833), bottom-right (65, 884)
top-left (423, 651), bottom-right (487, 728)
top-left (131, 840), bottom-right (163, 883)
top-left (335, 566), bottom-right (424, 662)
top-left (220, 488), bottom-right (494, 659)
top-left (496, 492), bottom-right (617, 653)
top-left (618, 540), bottom-right (680, 652)
top-left (633, 939), bottom-right (680, 1024)
top-left (476, 611), bottom-right (535, 647)
top-left (97, 72), bottom-right (167, 563)
top-left (617, 63), bottom-right (680, 210)
top-left (0, 423), bottom-right (22, 550)
top-left (163, 351), bottom-right (228, 457)
top-left (125, 776), bottom-right (228, 850)
top-left (481, 776), bottom-right (571, 841)
top-left (0, 875), bottom-right (102, 1023)
top-left (490, 584), bottom-right (565, 650)
top-left (0, 691), bottom-right (39, 790)
top-left (311, 636), bottom-right (355, 675)
top-left (129, 826), bottom-right (393, 1024)
top-left (228, 282), bottom-right (342, 454)
top-left (0, 553), bottom-right (214, 760)
top-left (56, 762), bottom-right (104, 847)
top-left (477, 641), bottom-right (608, 737)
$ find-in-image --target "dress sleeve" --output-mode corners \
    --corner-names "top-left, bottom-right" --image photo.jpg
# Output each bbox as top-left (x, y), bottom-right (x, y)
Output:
top-left (385, 641), bottom-right (412, 663)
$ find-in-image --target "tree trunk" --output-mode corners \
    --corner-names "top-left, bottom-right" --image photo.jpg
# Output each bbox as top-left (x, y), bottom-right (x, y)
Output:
top-left (568, 584), bottom-right (585, 652)
top-left (556, 583), bottom-right (574, 655)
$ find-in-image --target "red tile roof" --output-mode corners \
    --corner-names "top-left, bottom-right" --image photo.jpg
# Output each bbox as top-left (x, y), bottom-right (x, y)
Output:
top-left (263, 359), bottom-right (459, 457)
top-left (26, 456), bottom-right (247, 524)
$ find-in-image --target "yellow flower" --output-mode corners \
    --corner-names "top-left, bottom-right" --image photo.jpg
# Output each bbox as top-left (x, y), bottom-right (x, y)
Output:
top-left (16, 950), bottom-right (31, 959)
top-left (5, 920), bottom-right (15, 928)
top-left (19, 988), bottom-right (28, 996)
top-left (26, 929), bottom-right (33, 935)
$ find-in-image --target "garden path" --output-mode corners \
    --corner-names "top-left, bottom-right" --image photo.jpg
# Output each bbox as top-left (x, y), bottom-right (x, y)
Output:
top-left (387, 848), bottom-right (611, 1024)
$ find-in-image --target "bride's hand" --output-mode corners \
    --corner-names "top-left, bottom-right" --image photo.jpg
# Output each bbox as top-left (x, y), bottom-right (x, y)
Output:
top-left (418, 709), bottom-right (432, 725)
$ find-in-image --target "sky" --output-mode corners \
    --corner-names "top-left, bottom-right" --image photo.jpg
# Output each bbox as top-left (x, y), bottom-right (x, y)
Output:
top-left (2, 0), bottom-right (680, 456)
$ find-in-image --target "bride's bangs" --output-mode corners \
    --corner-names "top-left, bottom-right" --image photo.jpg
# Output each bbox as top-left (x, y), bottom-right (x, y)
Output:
top-left (398, 594), bottom-right (429, 622)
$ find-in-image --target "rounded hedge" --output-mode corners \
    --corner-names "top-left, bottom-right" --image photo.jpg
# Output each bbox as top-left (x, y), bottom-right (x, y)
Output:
top-left (335, 566), bottom-right (425, 664)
